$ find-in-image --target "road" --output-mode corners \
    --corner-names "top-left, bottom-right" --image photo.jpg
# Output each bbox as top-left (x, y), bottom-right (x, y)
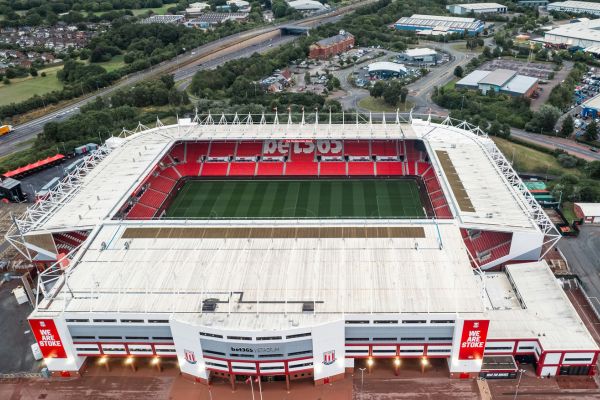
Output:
top-left (510, 127), bottom-right (600, 161)
top-left (0, 1), bottom-right (370, 158)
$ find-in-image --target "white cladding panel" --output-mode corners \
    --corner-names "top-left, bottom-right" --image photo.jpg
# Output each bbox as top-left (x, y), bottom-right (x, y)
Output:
top-left (312, 320), bottom-right (345, 380)
top-left (170, 319), bottom-right (208, 379)
top-left (544, 352), bottom-right (561, 365)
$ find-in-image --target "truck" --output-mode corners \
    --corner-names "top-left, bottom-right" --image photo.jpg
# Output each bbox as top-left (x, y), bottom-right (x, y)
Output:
top-left (0, 125), bottom-right (13, 136)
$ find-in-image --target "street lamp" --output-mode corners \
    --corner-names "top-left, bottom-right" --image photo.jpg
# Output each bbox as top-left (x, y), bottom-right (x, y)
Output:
top-left (393, 357), bottom-right (400, 376)
top-left (358, 367), bottom-right (366, 399)
top-left (513, 368), bottom-right (526, 400)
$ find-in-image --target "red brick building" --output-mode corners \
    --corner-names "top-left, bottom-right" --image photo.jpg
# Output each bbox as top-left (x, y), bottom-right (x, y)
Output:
top-left (308, 31), bottom-right (354, 60)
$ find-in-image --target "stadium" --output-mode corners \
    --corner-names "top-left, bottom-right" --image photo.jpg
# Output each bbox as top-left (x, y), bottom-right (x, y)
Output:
top-left (7, 113), bottom-right (599, 387)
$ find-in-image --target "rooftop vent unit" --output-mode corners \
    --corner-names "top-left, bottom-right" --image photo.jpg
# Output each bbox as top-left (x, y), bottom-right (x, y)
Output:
top-left (202, 298), bottom-right (218, 312)
top-left (302, 302), bottom-right (314, 313)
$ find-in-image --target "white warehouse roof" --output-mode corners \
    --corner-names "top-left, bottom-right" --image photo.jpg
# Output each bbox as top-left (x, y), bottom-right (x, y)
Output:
top-left (287, 0), bottom-right (328, 11)
top-left (368, 61), bottom-right (408, 74)
top-left (449, 2), bottom-right (506, 10)
top-left (404, 47), bottom-right (437, 57)
top-left (575, 202), bottom-right (600, 216)
top-left (548, 1), bottom-right (600, 13)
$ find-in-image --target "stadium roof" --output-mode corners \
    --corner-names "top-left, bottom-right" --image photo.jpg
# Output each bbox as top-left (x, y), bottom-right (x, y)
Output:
top-left (13, 118), bottom-right (548, 236)
top-left (367, 61), bottom-right (408, 74)
top-left (481, 261), bottom-right (598, 351)
top-left (396, 14), bottom-right (483, 31)
top-left (38, 221), bottom-right (485, 324)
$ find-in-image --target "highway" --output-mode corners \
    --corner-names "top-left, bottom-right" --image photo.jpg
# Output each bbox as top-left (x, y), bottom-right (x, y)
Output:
top-left (0, 1), bottom-right (369, 158)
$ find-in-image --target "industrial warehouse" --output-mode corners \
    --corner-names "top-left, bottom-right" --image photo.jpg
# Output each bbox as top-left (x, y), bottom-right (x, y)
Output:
top-left (395, 14), bottom-right (485, 36)
top-left (8, 116), bottom-right (598, 389)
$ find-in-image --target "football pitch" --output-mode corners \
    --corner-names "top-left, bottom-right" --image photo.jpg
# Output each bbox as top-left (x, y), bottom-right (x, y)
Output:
top-left (165, 179), bottom-right (426, 219)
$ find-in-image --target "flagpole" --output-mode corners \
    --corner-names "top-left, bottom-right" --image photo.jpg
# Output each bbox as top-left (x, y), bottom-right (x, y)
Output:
top-left (258, 375), bottom-right (263, 400)
top-left (250, 376), bottom-right (255, 400)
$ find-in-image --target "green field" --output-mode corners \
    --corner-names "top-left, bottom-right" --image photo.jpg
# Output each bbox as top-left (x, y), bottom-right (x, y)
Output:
top-left (165, 179), bottom-right (426, 219)
top-left (0, 65), bottom-right (63, 106)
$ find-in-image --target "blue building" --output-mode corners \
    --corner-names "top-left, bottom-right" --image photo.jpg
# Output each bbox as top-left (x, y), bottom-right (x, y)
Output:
top-left (395, 14), bottom-right (484, 36)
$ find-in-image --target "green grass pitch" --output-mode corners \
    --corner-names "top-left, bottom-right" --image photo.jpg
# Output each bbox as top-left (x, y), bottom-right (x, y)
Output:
top-left (164, 179), bottom-right (426, 219)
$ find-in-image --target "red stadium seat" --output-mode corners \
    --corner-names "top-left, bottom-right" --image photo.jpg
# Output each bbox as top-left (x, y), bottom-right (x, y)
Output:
top-left (160, 167), bottom-right (181, 180)
top-left (319, 162), bottom-right (347, 176)
top-left (344, 140), bottom-right (370, 157)
top-left (256, 162), bottom-right (284, 176)
top-left (236, 142), bottom-right (263, 157)
top-left (127, 203), bottom-right (157, 219)
top-left (316, 140), bottom-right (344, 157)
top-left (229, 162), bottom-right (257, 176)
top-left (176, 163), bottom-right (201, 177)
top-left (186, 142), bottom-right (210, 163)
top-left (150, 175), bottom-right (176, 194)
top-left (371, 140), bottom-right (398, 157)
top-left (405, 162), bottom-right (417, 176)
top-left (200, 162), bottom-right (229, 176)
top-left (404, 140), bottom-right (420, 161)
top-left (139, 188), bottom-right (168, 209)
top-left (348, 162), bottom-right (375, 176)
top-left (169, 143), bottom-right (185, 162)
top-left (285, 161), bottom-right (318, 176)
top-left (209, 142), bottom-right (236, 158)
top-left (416, 162), bottom-right (431, 176)
top-left (376, 162), bottom-right (403, 176)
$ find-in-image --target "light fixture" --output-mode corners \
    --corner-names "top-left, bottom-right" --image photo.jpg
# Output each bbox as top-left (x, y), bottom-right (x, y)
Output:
top-left (98, 356), bottom-right (108, 365)
top-left (151, 357), bottom-right (160, 365)
top-left (125, 356), bottom-right (134, 365)
top-left (367, 358), bottom-right (374, 367)
top-left (394, 358), bottom-right (401, 367)
top-left (421, 357), bottom-right (428, 366)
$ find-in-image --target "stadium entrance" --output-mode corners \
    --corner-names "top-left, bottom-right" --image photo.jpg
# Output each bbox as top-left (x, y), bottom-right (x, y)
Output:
top-left (353, 357), bottom-right (449, 376)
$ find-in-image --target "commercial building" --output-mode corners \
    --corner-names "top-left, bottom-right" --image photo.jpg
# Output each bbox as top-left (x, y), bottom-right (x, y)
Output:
top-left (544, 18), bottom-right (600, 49)
top-left (518, 0), bottom-right (549, 7)
top-left (547, 1), bottom-right (600, 16)
top-left (185, 12), bottom-right (249, 29)
top-left (397, 48), bottom-right (440, 65)
top-left (446, 3), bottom-right (508, 15)
top-left (456, 69), bottom-right (538, 97)
top-left (140, 15), bottom-right (184, 24)
top-left (395, 14), bottom-right (485, 36)
top-left (367, 61), bottom-right (408, 79)
top-left (287, 0), bottom-right (329, 12)
top-left (581, 93), bottom-right (600, 117)
top-left (574, 203), bottom-right (600, 224)
top-left (13, 112), bottom-right (599, 386)
top-left (308, 31), bottom-right (354, 59)
top-left (185, 2), bottom-right (210, 16)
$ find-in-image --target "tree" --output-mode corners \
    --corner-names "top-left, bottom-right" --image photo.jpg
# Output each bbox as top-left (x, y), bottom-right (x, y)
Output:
top-left (587, 161), bottom-right (600, 179)
top-left (482, 46), bottom-right (492, 59)
top-left (560, 115), bottom-right (574, 137)
top-left (2, 77), bottom-right (10, 85)
top-left (382, 81), bottom-right (402, 106)
top-left (586, 120), bottom-right (599, 142)
top-left (454, 65), bottom-right (464, 78)
top-left (557, 154), bottom-right (577, 168)
top-left (527, 104), bottom-right (561, 133)
top-left (304, 72), bottom-right (311, 85)
top-left (400, 87), bottom-right (408, 104)
top-left (29, 67), bottom-right (38, 77)
top-left (370, 81), bottom-right (386, 98)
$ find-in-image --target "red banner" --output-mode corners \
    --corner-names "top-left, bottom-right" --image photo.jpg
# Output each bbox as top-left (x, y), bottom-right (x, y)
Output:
top-left (29, 319), bottom-right (67, 359)
top-left (458, 320), bottom-right (490, 360)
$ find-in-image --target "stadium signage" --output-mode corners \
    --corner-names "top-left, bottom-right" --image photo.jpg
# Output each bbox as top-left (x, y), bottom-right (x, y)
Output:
top-left (230, 346), bottom-right (281, 353)
top-left (323, 350), bottom-right (336, 365)
top-left (458, 320), bottom-right (490, 360)
top-left (263, 140), bottom-right (342, 155)
top-left (29, 319), bottom-right (67, 358)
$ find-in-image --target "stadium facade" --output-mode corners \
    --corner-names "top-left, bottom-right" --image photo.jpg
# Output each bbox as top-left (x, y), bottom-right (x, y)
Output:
top-left (8, 114), bottom-right (599, 386)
